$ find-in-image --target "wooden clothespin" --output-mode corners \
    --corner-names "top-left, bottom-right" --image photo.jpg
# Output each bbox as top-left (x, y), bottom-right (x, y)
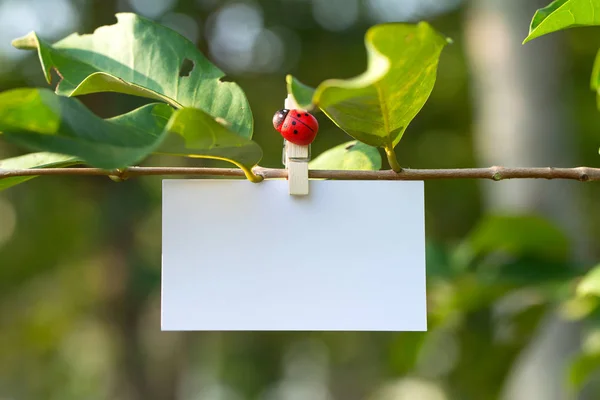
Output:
top-left (283, 95), bottom-right (310, 196)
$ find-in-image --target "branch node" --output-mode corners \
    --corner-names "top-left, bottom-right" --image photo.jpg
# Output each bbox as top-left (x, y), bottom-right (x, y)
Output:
top-left (108, 168), bottom-right (129, 182)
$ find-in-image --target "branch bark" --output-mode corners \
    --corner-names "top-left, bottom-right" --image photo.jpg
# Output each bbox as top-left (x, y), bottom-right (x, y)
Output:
top-left (1, 166), bottom-right (600, 181)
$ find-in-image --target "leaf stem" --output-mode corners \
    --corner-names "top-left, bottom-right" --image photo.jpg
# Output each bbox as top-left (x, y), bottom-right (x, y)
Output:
top-left (385, 146), bottom-right (402, 172)
top-left (242, 166), bottom-right (264, 183)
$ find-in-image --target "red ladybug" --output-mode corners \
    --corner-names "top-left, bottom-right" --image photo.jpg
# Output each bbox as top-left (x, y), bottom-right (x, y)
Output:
top-left (273, 109), bottom-right (319, 146)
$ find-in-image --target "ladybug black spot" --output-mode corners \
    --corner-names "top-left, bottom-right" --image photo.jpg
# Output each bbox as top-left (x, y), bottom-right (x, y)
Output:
top-left (297, 114), bottom-right (301, 117)
top-left (305, 113), bottom-right (309, 117)
top-left (293, 130), bottom-right (298, 134)
top-left (292, 121), bottom-right (296, 125)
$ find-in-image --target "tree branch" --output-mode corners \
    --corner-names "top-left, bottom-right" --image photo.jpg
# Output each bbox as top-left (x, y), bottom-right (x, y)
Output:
top-left (1, 166), bottom-right (599, 181)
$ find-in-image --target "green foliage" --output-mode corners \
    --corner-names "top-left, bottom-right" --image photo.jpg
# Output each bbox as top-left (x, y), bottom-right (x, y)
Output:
top-left (566, 316), bottom-right (600, 390)
top-left (286, 75), bottom-right (315, 111)
top-left (428, 215), bottom-right (573, 313)
top-left (444, 215), bottom-right (576, 292)
top-left (289, 22), bottom-right (450, 170)
top-left (591, 50), bottom-right (600, 111)
top-left (309, 141), bottom-right (381, 171)
top-left (0, 3), bottom-right (598, 399)
top-left (526, 0), bottom-right (600, 143)
top-left (12, 13), bottom-right (253, 138)
top-left (554, 264), bottom-right (600, 390)
top-left (577, 264), bottom-right (600, 297)
top-left (465, 215), bottom-right (570, 262)
top-left (0, 13), bottom-right (266, 186)
top-left (423, 214), bottom-right (577, 399)
top-left (0, 14), bottom-right (451, 188)
top-left (561, 264), bottom-right (600, 321)
top-left (0, 152), bottom-right (79, 190)
top-left (523, 0), bottom-right (600, 44)
top-left (569, 352), bottom-right (600, 390)
top-left (0, 88), bottom-right (171, 169)
top-left (162, 108), bottom-right (264, 182)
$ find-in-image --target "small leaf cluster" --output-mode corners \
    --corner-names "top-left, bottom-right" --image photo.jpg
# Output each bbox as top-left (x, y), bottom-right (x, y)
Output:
top-left (524, 0), bottom-right (600, 154)
top-left (0, 13), bottom-right (450, 190)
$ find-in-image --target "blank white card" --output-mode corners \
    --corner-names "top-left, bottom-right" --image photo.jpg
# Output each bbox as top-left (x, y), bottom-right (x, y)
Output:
top-left (162, 180), bottom-right (426, 331)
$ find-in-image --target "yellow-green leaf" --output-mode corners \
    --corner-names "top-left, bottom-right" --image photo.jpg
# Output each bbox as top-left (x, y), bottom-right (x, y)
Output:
top-left (524, 0), bottom-right (600, 44)
top-left (309, 141), bottom-right (381, 171)
top-left (577, 265), bottom-right (600, 298)
top-left (160, 108), bottom-right (263, 182)
top-left (288, 22), bottom-right (449, 153)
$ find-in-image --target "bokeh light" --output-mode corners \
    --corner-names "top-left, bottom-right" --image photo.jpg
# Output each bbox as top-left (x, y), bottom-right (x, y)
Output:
top-left (0, 0), bottom-right (78, 63)
top-left (366, 0), bottom-right (462, 22)
top-left (206, 2), bottom-right (264, 72)
top-left (161, 12), bottom-right (201, 43)
top-left (128, 0), bottom-right (177, 19)
top-left (312, 0), bottom-right (359, 32)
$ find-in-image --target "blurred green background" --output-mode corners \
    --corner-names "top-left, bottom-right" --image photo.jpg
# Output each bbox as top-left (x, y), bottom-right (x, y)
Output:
top-left (1, 0), bottom-right (600, 399)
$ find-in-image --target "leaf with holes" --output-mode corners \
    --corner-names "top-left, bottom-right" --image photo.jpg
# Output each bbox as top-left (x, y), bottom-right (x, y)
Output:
top-left (287, 22), bottom-right (449, 170)
top-left (159, 108), bottom-right (263, 182)
top-left (12, 12), bottom-right (253, 138)
top-left (0, 152), bottom-right (80, 191)
top-left (309, 141), bottom-right (381, 171)
top-left (524, 0), bottom-right (600, 44)
top-left (0, 88), bottom-right (172, 169)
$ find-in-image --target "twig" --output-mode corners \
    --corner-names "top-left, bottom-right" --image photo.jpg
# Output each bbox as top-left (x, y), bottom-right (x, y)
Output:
top-left (1, 166), bottom-right (599, 182)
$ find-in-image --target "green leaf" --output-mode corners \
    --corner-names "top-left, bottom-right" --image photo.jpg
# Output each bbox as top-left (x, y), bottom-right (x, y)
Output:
top-left (577, 265), bottom-right (600, 298)
top-left (561, 296), bottom-right (599, 320)
top-left (309, 141), bottom-right (382, 171)
top-left (12, 13), bottom-right (253, 138)
top-left (161, 108), bottom-right (263, 182)
top-left (590, 49), bottom-right (600, 114)
top-left (0, 88), bottom-right (172, 169)
top-left (524, 0), bottom-right (600, 44)
top-left (426, 242), bottom-right (454, 280)
top-left (287, 75), bottom-right (317, 111)
top-left (287, 22), bottom-right (449, 155)
top-left (465, 215), bottom-right (570, 262)
top-left (568, 353), bottom-right (600, 390)
top-left (0, 152), bottom-right (80, 191)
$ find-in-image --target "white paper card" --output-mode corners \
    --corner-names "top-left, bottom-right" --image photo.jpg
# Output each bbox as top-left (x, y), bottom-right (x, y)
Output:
top-left (162, 180), bottom-right (426, 331)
